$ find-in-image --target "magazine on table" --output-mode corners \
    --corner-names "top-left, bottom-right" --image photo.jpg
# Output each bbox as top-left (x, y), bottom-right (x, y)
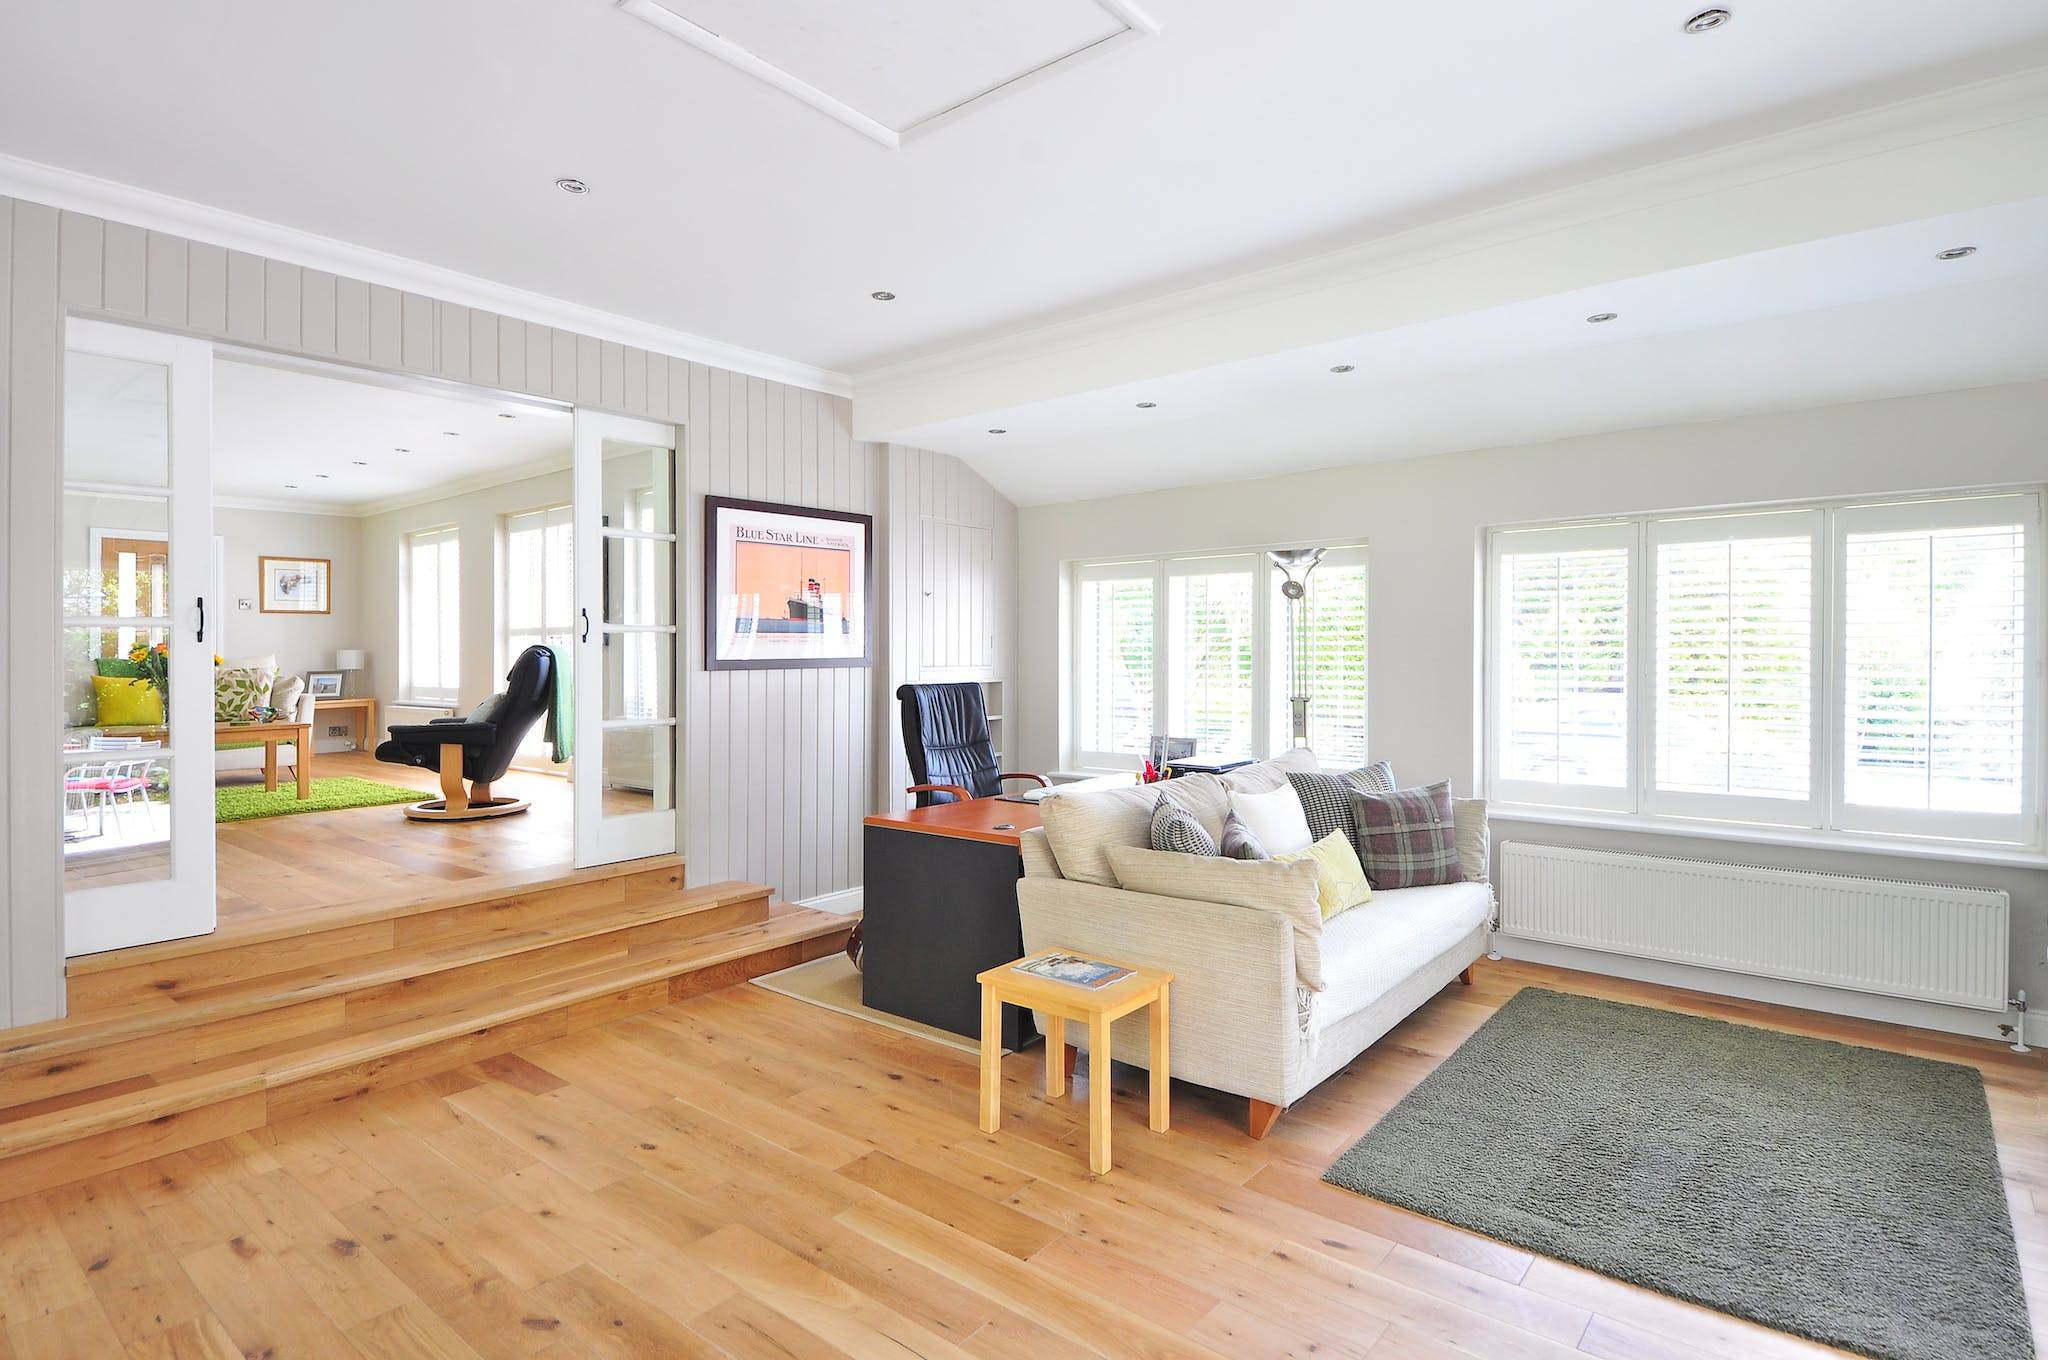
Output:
top-left (1014, 954), bottom-right (1134, 989)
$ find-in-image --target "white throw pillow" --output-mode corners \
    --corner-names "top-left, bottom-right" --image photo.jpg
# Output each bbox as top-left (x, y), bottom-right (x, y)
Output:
top-left (1228, 783), bottom-right (1313, 855)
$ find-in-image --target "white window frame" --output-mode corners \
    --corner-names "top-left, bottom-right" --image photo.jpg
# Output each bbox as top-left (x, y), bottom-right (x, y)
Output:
top-left (401, 524), bottom-right (461, 706)
top-left (1067, 543), bottom-right (1366, 771)
top-left (1642, 508), bottom-right (1825, 828)
top-left (1485, 488), bottom-right (2044, 851)
top-left (1486, 520), bottom-right (1638, 813)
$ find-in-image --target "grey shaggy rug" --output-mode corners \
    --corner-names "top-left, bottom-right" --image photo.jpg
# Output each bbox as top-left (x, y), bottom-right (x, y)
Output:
top-left (1324, 988), bottom-right (2034, 1360)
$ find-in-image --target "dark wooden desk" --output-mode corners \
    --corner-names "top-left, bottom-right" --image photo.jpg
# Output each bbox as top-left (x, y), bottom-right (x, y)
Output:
top-left (862, 798), bottom-right (1044, 1048)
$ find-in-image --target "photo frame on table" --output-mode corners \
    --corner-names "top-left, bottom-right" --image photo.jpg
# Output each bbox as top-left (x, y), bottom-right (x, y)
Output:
top-left (704, 497), bottom-right (872, 670)
top-left (259, 556), bottom-right (331, 614)
top-left (306, 671), bottom-right (344, 698)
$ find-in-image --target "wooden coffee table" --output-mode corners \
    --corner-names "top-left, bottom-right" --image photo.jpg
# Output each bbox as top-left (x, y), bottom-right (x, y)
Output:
top-left (217, 721), bottom-right (313, 798)
top-left (976, 952), bottom-right (1172, 1174)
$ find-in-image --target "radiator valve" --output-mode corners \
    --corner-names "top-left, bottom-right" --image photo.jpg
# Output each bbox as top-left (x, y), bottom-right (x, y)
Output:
top-left (2003, 989), bottom-right (2031, 1055)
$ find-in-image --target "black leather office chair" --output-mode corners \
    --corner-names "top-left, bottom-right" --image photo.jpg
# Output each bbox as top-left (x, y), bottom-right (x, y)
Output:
top-left (896, 682), bottom-right (1047, 807)
top-left (376, 645), bottom-right (555, 821)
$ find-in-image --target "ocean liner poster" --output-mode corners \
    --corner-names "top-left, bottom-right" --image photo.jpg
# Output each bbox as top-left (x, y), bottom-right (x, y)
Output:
top-left (705, 496), bottom-right (872, 670)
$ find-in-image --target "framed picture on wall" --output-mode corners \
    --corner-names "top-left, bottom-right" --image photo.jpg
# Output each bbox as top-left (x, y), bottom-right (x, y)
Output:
top-left (259, 555), bottom-right (331, 614)
top-left (705, 497), bottom-right (872, 670)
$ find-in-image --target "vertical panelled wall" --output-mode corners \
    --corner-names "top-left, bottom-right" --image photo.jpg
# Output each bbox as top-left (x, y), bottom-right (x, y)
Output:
top-left (877, 444), bottom-right (1020, 815)
top-left (0, 192), bottom-right (890, 1024)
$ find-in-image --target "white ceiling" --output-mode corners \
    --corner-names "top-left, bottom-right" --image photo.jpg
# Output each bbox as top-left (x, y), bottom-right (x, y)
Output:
top-left (65, 357), bottom-right (573, 514)
top-left (891, 198), bottom-right (2048, 503)
top-left (3, 1), bottom-right (2046, 377)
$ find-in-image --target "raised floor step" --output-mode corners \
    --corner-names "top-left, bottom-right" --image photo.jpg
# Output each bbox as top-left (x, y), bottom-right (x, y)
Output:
top-left (0, 890), bottom-right (853, 1202)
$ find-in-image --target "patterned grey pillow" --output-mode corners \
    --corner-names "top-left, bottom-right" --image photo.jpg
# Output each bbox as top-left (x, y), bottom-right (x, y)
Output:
top-left (1219, 811), bottom-right (1268, 860)
top-left (1350, 780), bottom-right (1463, 889)
top-left (1150, 793), bottom-right (1219, 856)
top-left (1285, 761), bottom-right (1397, 852)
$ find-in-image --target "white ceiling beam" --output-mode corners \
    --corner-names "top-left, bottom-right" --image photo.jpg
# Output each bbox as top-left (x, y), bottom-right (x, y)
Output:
top-left (851, 66), bottom-right (2048, 439)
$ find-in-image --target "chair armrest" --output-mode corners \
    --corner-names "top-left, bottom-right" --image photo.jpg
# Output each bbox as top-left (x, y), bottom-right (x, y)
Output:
top-left (1016, 878), bottom-right (1297, 1105)
top-left (428, 716), bottom-right (467, 725)
top-left (906, 782), bottom-right (972, 803)
top-left (388, 721), bottom-right (497, 747)
top-left (997, 772), bottom-right (1049, 788)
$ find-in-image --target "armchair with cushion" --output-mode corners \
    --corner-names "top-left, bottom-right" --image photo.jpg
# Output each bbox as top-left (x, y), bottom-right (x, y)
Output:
top-left (375, 645), bottom-right (554, 821)
top-left (1016, 748), bottom-right (1494, 1139)
top-left (896, 682), bottom-right (1045, 805)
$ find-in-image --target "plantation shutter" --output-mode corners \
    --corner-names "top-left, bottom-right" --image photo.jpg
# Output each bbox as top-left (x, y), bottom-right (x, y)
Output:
top-left (1837, 493), bottom-right (2039, 843)
top-left (1647, 510), bottom-right (1820, 822)
top-left (405, 526), bottom-right (461, 705)
top-left (1166, 555), bottom-right (1257, 761)
top-left (1491, 523), bottom-right (1634, 810)
top-left (1075, 560), bottom-right (1158, 766)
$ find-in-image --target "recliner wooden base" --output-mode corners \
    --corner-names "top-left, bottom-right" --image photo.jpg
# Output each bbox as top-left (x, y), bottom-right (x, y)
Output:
top-left (402, 741), bottom-right (529, 821)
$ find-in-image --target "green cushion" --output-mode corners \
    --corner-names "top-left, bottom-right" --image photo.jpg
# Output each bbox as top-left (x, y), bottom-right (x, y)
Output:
top-left (214, 665), bottom-right (276, 722)
top-left (95, 657), bottom-right (147, 678)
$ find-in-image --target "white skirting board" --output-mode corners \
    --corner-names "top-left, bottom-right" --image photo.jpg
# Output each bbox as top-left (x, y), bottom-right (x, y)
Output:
top-left (799, 887), bottom-right (865, 916)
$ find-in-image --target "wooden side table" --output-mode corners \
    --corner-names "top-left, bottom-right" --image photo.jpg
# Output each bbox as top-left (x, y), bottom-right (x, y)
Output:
top-left (976, 953), bottom-right (1172, 1174)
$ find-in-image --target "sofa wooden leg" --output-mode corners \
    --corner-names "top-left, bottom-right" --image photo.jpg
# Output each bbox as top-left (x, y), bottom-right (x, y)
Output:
top-left (1063, 1044), bottom-right (1079, 1079)
top-left (1459, 966), bottom-right (1473, 985)
top-left (1248, 1099), bottom-right (1283, 1140)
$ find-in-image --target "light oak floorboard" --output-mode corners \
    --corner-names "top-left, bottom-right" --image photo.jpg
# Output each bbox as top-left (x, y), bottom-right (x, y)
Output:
top-left (0, 959), bottom-right (2039, 1358)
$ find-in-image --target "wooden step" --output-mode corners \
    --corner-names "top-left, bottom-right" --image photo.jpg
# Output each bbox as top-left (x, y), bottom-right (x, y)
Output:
top-left (0, 903), bottom-right (853, 1201)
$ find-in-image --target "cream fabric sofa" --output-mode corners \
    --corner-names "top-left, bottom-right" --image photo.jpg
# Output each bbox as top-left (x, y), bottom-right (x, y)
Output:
top-left (215, 661), bottom-right (319, 777)
top-left (1017, 749), bottom-right (1493, 1137)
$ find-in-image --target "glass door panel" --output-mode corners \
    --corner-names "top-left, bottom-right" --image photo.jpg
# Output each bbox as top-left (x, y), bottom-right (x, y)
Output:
top-left (573, 411), bottom-right (680, 866)
top-left (62, 319), bottom-right (216, 956)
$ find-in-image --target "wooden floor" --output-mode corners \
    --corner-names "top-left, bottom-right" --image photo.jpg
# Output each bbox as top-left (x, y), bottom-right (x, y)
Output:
top-left (0, 958), bottom-right (2040, 1359)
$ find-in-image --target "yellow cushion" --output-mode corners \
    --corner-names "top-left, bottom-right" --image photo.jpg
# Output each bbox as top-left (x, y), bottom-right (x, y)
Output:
top-left (1275, 829), bottom-right (1372, 920)
top-left (93, 675), bottom-right (164, 726)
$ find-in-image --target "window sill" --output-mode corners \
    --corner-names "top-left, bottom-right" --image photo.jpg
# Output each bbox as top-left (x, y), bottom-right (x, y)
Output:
top-left (1485, 804), bottom-right (2048, 871)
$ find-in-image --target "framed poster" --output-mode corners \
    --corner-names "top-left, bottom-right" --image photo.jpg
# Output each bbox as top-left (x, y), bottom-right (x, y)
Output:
top-left (259, 555), bottom-right (331, 614)
top-left (705, 496), bottom-right (871, 670)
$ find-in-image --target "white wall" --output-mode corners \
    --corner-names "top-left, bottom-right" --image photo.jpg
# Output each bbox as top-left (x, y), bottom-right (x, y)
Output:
top-left (1016, 380), bottom-right (2048, 1036)
top-left (213, 506), bottom-right (363, 685)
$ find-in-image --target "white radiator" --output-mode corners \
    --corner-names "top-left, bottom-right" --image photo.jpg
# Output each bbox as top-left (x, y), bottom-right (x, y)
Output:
top-left (1499, 843), bottom-right (2011, 1012)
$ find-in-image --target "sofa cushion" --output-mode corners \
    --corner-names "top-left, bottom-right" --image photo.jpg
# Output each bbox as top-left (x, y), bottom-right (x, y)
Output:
top-left (1228, 783), bottom-right (1313, 855)
top-left (1351, 780), bottom-right (1463, 888)
top-left (1219, 746), bottom-right (1319, 794)
top-left (1454, 798), bottom-right (1489, 884)
top-left (1317, 882), bottom-right (1491, 1027)
top-left (1039, 774), bottom-right (1228, 887)
top-left (92, 674), bottom-right (163, 726)
top-left (1103, 845), bottom-right (1326, 991)
top-left (215, 664), bottom-right (276, 722)
top-left (1285, 760), bottom-right (1397, 850)
top-left (271, 673), bottom-right (307, 713)
top-left (1273, 828), bottom-right (1372, 920)
top-left (1150, 795), bottom-right (1218, 856)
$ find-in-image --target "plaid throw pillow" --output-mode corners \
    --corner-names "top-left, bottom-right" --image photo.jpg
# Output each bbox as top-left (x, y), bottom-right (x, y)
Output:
top-left (1219, 811), bottom-right (1268, 860)
top-left (1286, 761), bottom-right (1399, 852)
top-left (1349, 780), bottom-right (1463, 889)
top-left (1150, 794), bottom-right (1219, 856)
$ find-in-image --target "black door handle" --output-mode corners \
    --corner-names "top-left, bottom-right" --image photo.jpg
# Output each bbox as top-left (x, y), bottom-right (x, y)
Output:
top-left (581, 608), bottom-right (591, 643)
top-left (196, 596), bottom-right (206, 644)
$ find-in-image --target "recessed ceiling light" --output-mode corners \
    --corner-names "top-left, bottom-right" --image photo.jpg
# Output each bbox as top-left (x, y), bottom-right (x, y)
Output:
top-left (1936, 246), bottom-right (1978, 261)
top-left (1683, 9), bottom-right (1731, 34)
top-left (987, 428), bottom-right (1007, 435)
top-left (284, 483), bottom-right (298, 490)
top-left (442, 430), bottom-right (461, 437)
top-left (1586, 312), bottom-right (1619, 324)
top-left (498, 412), bottom-right (518, 418)
top-left (1135, 401), bottom-right (1157, 409)
top-left (394, 447), bottom-right (410, 453)
top-left (315, 473), bottom-right (330, 479)
top-left (555, 177), bottom-right (589, 195)
top-left (870, 291), bottom-right (897, 302)
top-left (1329, 364), bottom-right (1355, 374)
top-left (352, 460), bottom-right (369, 466)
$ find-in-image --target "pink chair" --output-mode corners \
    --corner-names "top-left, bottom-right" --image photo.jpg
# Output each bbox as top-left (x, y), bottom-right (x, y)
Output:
top-left (64, 737), bottom-right (160, 839)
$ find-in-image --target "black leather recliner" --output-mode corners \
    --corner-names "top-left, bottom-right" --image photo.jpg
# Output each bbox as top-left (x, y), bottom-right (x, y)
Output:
top-left (376, 645), bottom-right (555, 821)
top-left (896, 682), bottom-right (1046, 807)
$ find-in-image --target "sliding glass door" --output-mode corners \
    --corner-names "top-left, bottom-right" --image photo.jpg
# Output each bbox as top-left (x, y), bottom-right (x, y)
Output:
top-left (572, 410), bottom-right (680, 866)
top-left (62, 319), bottom-right (218, 955)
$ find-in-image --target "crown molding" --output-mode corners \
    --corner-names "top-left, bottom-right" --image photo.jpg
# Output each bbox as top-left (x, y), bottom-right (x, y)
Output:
top-left (0, 152), bottom-right (852, 398)
top-left (852, 65), bottom-right (2048, 438)
top-left (348, 454), bottom-right (575, 520)
top-left (212, 495), bottom-right (361, 517)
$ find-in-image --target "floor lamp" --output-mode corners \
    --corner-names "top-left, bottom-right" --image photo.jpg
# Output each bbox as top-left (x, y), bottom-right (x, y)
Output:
top-left (1269, 548), bottom-right (1325, 747)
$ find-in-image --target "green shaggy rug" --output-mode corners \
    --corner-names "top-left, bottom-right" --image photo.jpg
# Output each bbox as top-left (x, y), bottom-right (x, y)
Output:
top-left (215, 776), bottom-right (422, 823)
top-left (1324, 987), bottom-right (2033, 1360)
